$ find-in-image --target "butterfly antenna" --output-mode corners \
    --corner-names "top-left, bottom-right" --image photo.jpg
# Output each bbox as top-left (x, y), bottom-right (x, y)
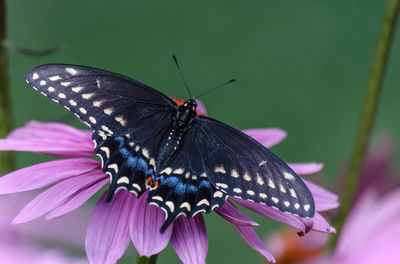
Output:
top-left (172, 55), bottom-right (192, 98)
top-left (194, 79), bottom-right (236, 100)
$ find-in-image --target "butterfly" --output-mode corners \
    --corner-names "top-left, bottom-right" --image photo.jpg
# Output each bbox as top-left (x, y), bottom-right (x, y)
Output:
top-left (25, 63), bottom-right (315, 232)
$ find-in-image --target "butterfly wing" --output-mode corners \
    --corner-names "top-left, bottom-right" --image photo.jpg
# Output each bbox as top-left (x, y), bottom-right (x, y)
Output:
top-left (196, 116), bottom-right (315, 218)
top-left (148, 122), bottom-right (228, 232)
top-left (25, 64), bottom-right (177, 136)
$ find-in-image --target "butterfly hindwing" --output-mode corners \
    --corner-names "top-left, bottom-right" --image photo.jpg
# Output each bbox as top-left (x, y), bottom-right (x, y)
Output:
top-left (25, 64), bottom-right (177, 136)
top-left (193, 116), bottom-right (315, 218)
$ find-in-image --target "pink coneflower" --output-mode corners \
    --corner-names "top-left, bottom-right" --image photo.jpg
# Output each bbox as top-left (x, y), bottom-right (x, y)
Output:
top-left (264, 137), bottom-right (400, 264)
top-left (0, 118), bottom-right (337, 264)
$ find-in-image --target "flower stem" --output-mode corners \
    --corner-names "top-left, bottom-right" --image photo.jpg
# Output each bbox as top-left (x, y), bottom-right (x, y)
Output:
top-left (0, 0), bottom-right (16, 174)
top-left (327, 0), bottom-right (400, 250)
top-left (137, 255), bottom-right (158, 264)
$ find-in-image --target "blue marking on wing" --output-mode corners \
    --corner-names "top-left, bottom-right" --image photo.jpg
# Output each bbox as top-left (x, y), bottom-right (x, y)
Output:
top-left (137, 158), bottom-right (148, 172)
top-left (175, 181), bottom-right (187, 195)
top-left (114, 136), bottom-right (125, 147)
top-left (163, 176), bottom-right (179, 187)
top-left (187, 185), bottom-right (198, 193)
top-left (199, 180), bottom-right (211, 189)
top-left (126, 155), bottom-right (138, 168)
top-left (120, 147), bottom-right (130, 158)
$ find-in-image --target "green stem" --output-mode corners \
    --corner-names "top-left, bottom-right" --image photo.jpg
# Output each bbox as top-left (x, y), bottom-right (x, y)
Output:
top-left (0, 0), bottom-right (16, 175)
top-left (137, 255), bottom-right (158, 264)
top-left (327, 0), bottom-right (400, 250)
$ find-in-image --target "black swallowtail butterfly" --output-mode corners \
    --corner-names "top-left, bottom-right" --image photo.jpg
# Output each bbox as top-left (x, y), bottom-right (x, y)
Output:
top-left (25, 63), bottom-right (315, 232)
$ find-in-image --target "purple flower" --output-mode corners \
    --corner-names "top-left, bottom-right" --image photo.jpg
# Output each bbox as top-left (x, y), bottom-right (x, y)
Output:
top-left (0, 192), bottom-right (88, 264)
top-left (0, 119), bottom-right (337, 264)
top-left (264, 137), bottom-right (400, 264)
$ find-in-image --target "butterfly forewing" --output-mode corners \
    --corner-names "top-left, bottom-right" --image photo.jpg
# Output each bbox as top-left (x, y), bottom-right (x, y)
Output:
top-left (196, 116), bottom-right (315, 218)
top-left (25, 64), bottom-right (177, 136)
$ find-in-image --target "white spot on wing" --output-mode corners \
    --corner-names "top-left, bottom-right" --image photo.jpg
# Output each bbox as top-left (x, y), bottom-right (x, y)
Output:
top-left (284, 201), bottom-right (290, 207)
top-left (79, 108), bottom-right (87, 114)
top-left (259, 193), bottom-right (267, 199)
top-left (100, 146), bottom-right (110, 158)
top-left (233, 188), bottom-right (242, 193)
top-left (160, 167), bottom-right (172, 175)
top-left (216, 183), bottom-right (228, 189)
top-left (294, 203), bottom-right (300, 209)
top-left (152, 196), bottom-right (163, 202)
top-left (213, 191), bottom-right (224, 198)
top-left (89, 116), bottom-right (97, 124)
top-left (58, 93), bottom-right (66, 99)
top-left (304, 204), bottom-right (310, 212)
top-left (61, 82), bottom-right (72, 87)
top-left (104, 108), bottom-right (113, 115)
top-left (231, 169), bottom-right (240, 178)
top-left (48, 87), bottom-right (55, 92)
top-left (284, 172), bottom-right (296, 181)
top-left (214, 165), bottom-right (226, 174)
top-left (258, 160), bottom-right (267, 166)
top-left (71, 86), bottom-right (83, 92)
top-left (243, 172), bottom-right (251, 182)
top-left (40, 80), bottom-right (46, 86)
top-left (69, 100), bottom-right (77, 106)
top-left (32, 73), bottom-right (39, 80)
top-left (247, 190), bottom-right (255, 196)
top-left (117, 176), bottom-right (129, 184)
top-left (82, 93), bottom-right (95, 100)
top-left (289, 188), bottom-right (297, 198)
top-left (180, 202), bottom-right (191, 212)
top-left (132, 183), bottom-right (142, 192)
top-left (272, 197), bottom-right (279, 204)
top-left (93, 100), bottom-right (103, 107)
top-left (165, 201), bottom-right (175, 212)
top-left (279, 184), bottom-right (286, 193)
top-left (49, 75), bottom-right (61, 81)
top-left (197, 199), bottom-right (210, 206)
top-left (268, 179), bottom-right (276, 189)
top-left (142, 148), bottom-right (150, 159)
top-left (65, 67), bottom-right (78, 75)
top-left (107, 163), bottom-right (119, 173)
top-left (173, 168), bottom-right (184, 174)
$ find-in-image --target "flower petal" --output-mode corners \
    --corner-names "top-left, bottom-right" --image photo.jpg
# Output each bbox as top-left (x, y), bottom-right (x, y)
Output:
top-left (86, 191), bottom-right (133, 264)
top-left (232, 224), bottom-right (276, 263)
top-left (311, 213), bottom-right (336, 234)
top-left (304, 180), bottom-right (339, 211)
top-left (288, 163), bottom-right (324, 175)
top-left (13, 171), bottom-right (105, 224)
top-left (195, 99), bottom-right (207, 115)
top-left (242, 128), bottom-right (287, 148)
top-left (170, 214), bottom-right (208, 264)
top-left (46, 177), bottom-right (108, 220)
top-left (0, 139), bottom-right (94, 157)
top-left (7, 121), bottom-right (92, 141)
top-left (0, 158), bottom-right (100, 194)
top-left (231, 197), bottom-right (313, 233)
top-left (130, 192), bottom-right (173, 257)
top-left (214, 200), bottom-right (259, 226)
top-left (2, 121), bottom-right (94, 157)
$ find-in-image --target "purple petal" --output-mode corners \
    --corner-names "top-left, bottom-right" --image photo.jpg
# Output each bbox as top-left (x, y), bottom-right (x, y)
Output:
top-left (288, 163), bottom-right (324, 175)
top-left (86, 191), bottom-right (133, 264)
top-left (195, 99), bottom-right (207, 116)
top-left (8, 121), bottom-right (92, 142)
top-left (2, 121), bottom-right (94, 157)
top-left (0, 139), bottom-right (94, 157)
top-left (232, 224), bottom-right (276, 263)
top-left (231, 197), bottom-right (313, 233)
top-left (304, 180), bottom-right (339, 211)
top-left (13, 171), bottom-right (105, 224)
top-left (0, 158), bottom-right (100, 194)
top-left (130, 192), bottom-right (173, 257)
top-left (170, 214), bottom-right (208, 264)
top-left (311, 213), bottom-right (336, 234)
top-left (242, 128), bottom-right (287, 148)
top-left (46, 177), bottom-right (108, 220)
top-left (214, 200), bottom-right (259, 226)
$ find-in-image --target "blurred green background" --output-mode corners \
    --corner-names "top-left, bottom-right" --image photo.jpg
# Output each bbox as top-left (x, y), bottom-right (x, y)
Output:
top-left (4, 0), bottom-right (400, 263)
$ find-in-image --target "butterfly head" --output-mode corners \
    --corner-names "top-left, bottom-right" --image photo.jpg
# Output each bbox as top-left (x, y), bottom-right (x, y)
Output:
top-left (182, 99), bottom-right (197, 112)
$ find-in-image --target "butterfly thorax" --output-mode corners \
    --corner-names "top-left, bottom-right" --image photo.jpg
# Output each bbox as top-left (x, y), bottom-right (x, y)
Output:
top-left (156, 99), bottom-right (198, 171)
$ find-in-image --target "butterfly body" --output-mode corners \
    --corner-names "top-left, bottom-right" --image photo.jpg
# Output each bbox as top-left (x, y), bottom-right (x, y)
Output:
top-left (25, 64), bottom-right (315, 232)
